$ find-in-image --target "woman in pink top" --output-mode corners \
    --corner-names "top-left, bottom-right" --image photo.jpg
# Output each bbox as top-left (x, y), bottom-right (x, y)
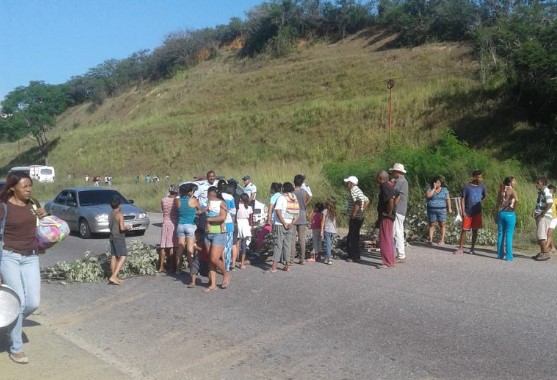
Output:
top-left (158, 185), bottom-right (178, 272)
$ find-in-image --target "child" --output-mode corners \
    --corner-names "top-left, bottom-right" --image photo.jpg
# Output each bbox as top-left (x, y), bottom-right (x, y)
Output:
top-left (321, 197), bottom-right (337, 265)
top-left (108, 196), bottom-right (131, 285)
top-left (188, 228), bottom-right (209, 288)
top-left (546, 185), bottom-right (557, 253)
top-left (308, 203), bottom-right (325, 262)
top-left (237, 193), bottom-right (253, 269)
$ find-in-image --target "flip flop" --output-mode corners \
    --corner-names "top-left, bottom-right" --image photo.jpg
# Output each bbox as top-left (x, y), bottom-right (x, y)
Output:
top-left (265, 268), bottom-right (277, 273)
top-left (203, 287), bottom-right (217, 292)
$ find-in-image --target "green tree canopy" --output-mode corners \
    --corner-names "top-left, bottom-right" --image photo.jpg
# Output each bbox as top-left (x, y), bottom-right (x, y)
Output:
top-left (0, 81), bottom-right (69, 156)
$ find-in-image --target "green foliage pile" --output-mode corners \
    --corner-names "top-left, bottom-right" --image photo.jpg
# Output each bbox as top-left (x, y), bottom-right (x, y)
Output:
top-left (42, 240), bottom-right (158, 283)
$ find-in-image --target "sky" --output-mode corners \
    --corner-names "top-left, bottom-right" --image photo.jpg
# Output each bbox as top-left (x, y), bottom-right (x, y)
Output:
top-left (0, 0), bottom-right (264, 100)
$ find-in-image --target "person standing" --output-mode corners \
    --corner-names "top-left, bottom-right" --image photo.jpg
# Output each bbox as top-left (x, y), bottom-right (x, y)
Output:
top-left (496, 177), bottom-right (519, 261)
top-left (377, 171), bottom-right (397, 268)
top-left (344, 176), bottom-right (369, 262)
top-left (108, 197), bottom-right (131, 285)
top-left (158, 185), bottom-right (178, 272)
top-left (175, 183), bottom-right (203, 275)
top-left (268, 182), bottom-right (300, 272)
top-left (291, 175), bottom-right (310, 264)
top-left (298, 173), bottom-right (313, 207)
top-left (218, 180), bottom-right (236, 271)
top-left (0, 172), bottom-right (47, 364)
top-left (195, 170), bottom-right (217, 229)
top-left (204, 186), bottom-right (231, 291)
top-left (242, 175), bottom-right (257, 205)
top-left (320, 197), bottom-right (337, 265)
top-left (390, 163), bottom-right (409, 263)
top-left (425, 176), bottom-right (452, 245)
top-left (454, 170), bottom-right (487, 255)
top-left (533, 177), bottom-right (553, 261)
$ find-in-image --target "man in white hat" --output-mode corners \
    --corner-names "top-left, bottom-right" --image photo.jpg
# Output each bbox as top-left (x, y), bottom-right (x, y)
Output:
top-left (389, 163), bottom-right (409, 263)
top-left (344, 176), bottom-right (369, 262)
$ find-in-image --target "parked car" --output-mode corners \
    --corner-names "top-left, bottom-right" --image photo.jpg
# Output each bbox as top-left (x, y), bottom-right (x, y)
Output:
top-left (44, 187), bottom-right (150, 239)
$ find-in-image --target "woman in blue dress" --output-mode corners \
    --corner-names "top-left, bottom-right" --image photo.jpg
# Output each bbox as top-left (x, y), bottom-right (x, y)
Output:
top-left (425, 176), bottom-right (452, 245)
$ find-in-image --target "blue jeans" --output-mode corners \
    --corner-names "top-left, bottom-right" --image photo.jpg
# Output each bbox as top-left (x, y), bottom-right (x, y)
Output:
top-left (324, 232), bottom-right (335, 260)
top-left (497, 211), bottom-right (516, 261)
top-left (0, 250), bottom-right (41, 353)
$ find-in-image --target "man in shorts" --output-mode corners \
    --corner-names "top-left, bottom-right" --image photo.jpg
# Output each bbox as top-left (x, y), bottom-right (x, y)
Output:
top-left (454, 170), bottom-right (487, 255)
top-left (533, 177), bottom-right (553, 261)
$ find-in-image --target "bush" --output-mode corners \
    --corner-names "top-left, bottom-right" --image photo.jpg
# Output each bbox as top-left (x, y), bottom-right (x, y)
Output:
top-left (323, 131), bottom-right (536, 246)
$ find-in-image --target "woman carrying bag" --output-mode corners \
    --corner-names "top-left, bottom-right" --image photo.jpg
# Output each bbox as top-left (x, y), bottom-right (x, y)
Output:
top-left (0, 171), bottom-right (47, 364)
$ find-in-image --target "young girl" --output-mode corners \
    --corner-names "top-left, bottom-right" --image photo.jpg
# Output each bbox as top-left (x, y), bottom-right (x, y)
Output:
top-left (308, 202), bottom-right (325, 262)
top-left (237, 193), bottom-right (253, 269)
top-left (189, 228), bottom-right (209, 288)
top-left (320, 197), bottom-right (337, 265)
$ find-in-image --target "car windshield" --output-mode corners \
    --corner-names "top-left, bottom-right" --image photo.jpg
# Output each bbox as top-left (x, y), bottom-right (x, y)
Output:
top-left (78, 190), bottom-right (129, 206)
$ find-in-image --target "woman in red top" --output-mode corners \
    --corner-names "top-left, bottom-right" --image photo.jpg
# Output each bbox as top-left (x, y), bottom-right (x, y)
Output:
top-left (0, 171), bottom-right (46, 364)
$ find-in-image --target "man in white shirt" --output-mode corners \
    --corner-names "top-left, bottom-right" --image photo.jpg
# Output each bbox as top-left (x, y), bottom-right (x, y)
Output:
top-left (242, 175), bottom-right (257, 203)
top-left (298, 173), bottom-right (313, 207)
top-left (194, 170), bottom-right (217, 229)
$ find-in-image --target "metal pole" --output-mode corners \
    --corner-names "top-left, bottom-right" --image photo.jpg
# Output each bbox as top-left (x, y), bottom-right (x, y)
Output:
top-left (387, 79), bottom-right (395, 147)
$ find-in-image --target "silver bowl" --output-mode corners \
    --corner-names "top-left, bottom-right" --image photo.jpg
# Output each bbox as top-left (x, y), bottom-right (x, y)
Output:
top-left (0, 284), bottom-right (21, 328)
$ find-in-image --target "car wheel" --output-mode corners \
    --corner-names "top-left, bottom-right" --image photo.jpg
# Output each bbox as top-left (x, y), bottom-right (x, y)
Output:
top-left (79, 219), bottom-right (92, 239)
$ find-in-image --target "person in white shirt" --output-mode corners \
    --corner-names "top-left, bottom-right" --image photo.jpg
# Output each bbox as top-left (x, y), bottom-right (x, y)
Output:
top-left (268, 182), bottom-right (299, 272)
top-left (242, 175), bottom-right (257, 204)
top-left (194, 170), bottom-right (217, 229)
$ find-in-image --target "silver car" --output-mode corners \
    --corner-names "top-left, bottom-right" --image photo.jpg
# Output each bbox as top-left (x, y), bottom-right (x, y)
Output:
top-left (44, 187), bottom-right (150, 239)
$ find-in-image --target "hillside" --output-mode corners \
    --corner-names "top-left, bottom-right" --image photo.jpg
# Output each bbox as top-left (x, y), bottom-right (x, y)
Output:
top-left (0, 33), bottom-right (479, 180)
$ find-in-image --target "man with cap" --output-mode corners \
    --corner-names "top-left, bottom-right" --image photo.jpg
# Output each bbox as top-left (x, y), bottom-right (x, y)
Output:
top-left (242, 175), bottom-right (257, 205)
top-left (344, 175), bottom-right (369, 262)
top-left (390, 163), bottom-right (409, 263)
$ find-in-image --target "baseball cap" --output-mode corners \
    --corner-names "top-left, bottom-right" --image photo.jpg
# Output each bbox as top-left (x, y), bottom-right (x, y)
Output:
top-left (343, 176), bottom-right (358, 185)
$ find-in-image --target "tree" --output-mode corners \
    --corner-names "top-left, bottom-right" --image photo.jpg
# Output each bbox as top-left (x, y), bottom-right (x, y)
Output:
top-left (0, 81), bottom-right (69, 158)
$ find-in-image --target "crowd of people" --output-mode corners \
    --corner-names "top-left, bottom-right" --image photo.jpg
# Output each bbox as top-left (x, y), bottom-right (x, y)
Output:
top-left (1, 164), bottom-right (555, 364)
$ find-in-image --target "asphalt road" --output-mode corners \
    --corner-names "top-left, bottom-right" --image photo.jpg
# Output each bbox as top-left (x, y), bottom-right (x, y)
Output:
top-left (6, 218), bottom-right (557, 379)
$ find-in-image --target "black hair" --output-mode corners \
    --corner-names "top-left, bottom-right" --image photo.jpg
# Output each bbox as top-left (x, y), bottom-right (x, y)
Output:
top-left (536, 177), bottom-right (547, 186)
top-left (179, 183), bottom-right (197, 197)
top-left (282, 182), bottom-right (294, 193)
top-left (548, 184), bottom-right (556, 192)
top-left (314, 202), bottom-right (325, 212)
top-left (110, 196), bottom-right (121, 209)
top-left (207, 186), bottom-right (224, 200)
top-left (294, 174), bottom-right (304, 187)
top-left (217, 179), bottom-right (228, 193)
top-left (240, 193), bottom-right (250, 207)
top-left (503, 177), bottom-right (515, 186)
top-left (0, 171), bottom-right (33, 203)
top-left (270, 182), bottom-right (282, 194)
top-left (431, 176), bottom-right (443, 186)
top-left (472, 169), bottom-right (483, 177)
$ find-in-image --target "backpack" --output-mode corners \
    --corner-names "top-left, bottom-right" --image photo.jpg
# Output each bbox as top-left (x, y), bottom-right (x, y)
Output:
top-left (285, 194), bottom-right (300, 219)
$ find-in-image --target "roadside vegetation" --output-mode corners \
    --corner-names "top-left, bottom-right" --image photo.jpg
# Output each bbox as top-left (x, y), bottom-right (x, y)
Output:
top-left (1, 0), bottom-right (556, 249)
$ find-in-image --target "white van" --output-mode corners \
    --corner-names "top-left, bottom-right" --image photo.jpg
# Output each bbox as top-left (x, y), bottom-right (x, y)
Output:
top-left (9, 165), bottom-right (55, 183)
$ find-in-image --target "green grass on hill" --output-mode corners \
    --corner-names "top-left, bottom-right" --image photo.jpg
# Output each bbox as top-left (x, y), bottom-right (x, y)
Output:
top-left (0, 34), bottom-right (546, 249)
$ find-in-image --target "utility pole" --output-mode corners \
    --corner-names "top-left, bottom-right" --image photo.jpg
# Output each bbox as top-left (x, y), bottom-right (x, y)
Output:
top-left (387, 79), bottom-right (395, 147)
